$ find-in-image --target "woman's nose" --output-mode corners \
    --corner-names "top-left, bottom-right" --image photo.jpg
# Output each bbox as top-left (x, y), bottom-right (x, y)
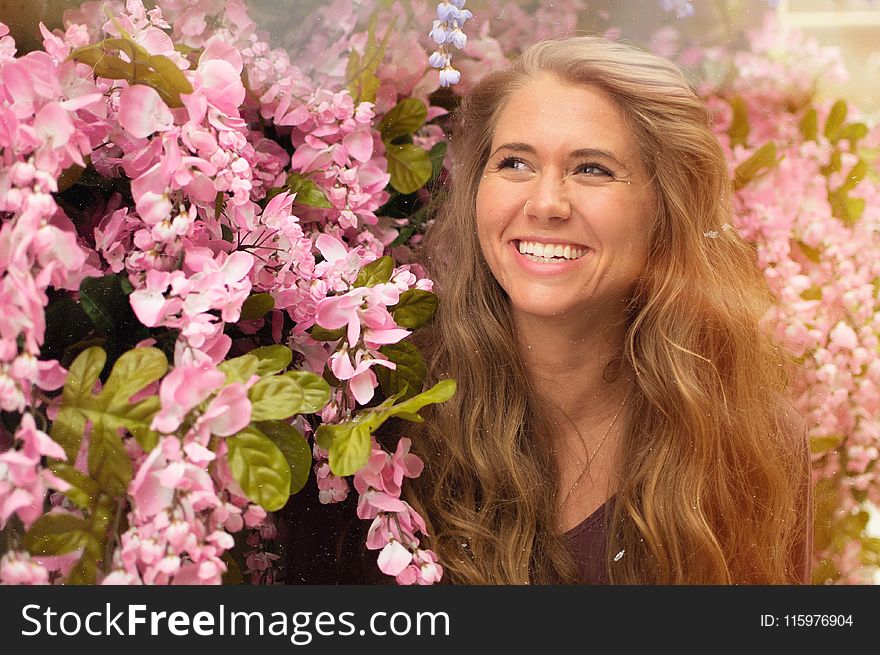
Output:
top-left (524, 174), bottom-right (571, 222)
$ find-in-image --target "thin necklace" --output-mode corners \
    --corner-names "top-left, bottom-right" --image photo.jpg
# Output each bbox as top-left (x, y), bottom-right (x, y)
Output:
top-left (560, 387), bottom-right (631, 512)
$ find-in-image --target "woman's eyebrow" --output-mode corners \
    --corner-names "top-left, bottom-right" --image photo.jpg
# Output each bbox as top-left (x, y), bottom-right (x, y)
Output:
top-left (490, 142), bottom-right (628, 170)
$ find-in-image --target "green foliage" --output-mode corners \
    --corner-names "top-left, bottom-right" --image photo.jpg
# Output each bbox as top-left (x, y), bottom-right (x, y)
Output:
top-left (218, 353), bottom-right (260, 384)
top-left (283, 371), bottom-right (331, 414)
top-left (308, 324), bottom-right (347, 341)
top-left (390, 289), bottom-right (438, 329)
top-left (52, 348), bottom-right (167, 478)
top-left (249, 345), bottom-right (293, 377)
top-left (810, 434), bottom-right (842, 455)
top-left (799, 107), bottom-right (818, 141)
top-left (48, 463), bottom-right (100, 510)
top-left (428, 141), bottom-right (448, 182)
top-left (385, 143), bottom-right (433, 195)
top-left (239, 293), bottom-right (275, 320)
top-left (24, 514), bottom-right (96, 556)
top-left (248, 376), bottom-right (306, 421)
top-left (376, 340), bottom-right (427, 401)
top-left (315, 379), bottom-right (456, 476)
top-left (346, 12), bottom-right (397, 104)
top-left (257, 420), bottom-right (312, 495)
top-left (380, 98), bottom-right (432, 194)
top-left (728, 96), bottom-right (750, 147)
top-left (248, 369), bottom-right (330, 420)
top-left (264, 172), bottom-right (332, 208)
top-left (795, 240), bottom-right (822, 264)
top-left (354, 256), bottom-right (395, 288)
top-left (380, 98), bottom-right (428, 142)
top-left (733, 142), bottom-right (779, 191)
top-left (829, 159), bottom-right (868, 225)
top-left (227, 426), bottom-right (291, 511)
top-left (823, 100), bottom-right (847, 143)
top-left (68, 31), bottom-right (193, 108)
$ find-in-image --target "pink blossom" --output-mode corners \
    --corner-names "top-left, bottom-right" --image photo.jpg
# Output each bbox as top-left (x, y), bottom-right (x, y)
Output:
top-left (118, 85), bottom-right (174, 138)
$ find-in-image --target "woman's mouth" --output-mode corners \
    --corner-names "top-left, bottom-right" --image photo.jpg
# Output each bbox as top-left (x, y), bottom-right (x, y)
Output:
top-left (513, 241), bottom-right (589, 264)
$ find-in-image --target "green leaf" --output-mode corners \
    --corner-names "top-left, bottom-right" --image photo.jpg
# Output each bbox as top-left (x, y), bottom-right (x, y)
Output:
top-left (318, 378), bottom-right (456, 476)
top-left (733, 142), bottom-right (778, 191)
top-left (386, 143), bottom-right (432, 194)
top-left (821, 149), bottom-right (842, 176)
top-left (428, 141), bottom-right (448, 181)
top-left (88, 420), bottom-right (133, 496)
top-left (355, 256), bottom-right (394, 288)
top-left (810, 434), bottom-right (842, 454)
top-left (57, 162), bottom-right (85, 193)
top-left (101, 347), bottom-right (168, 414)
top-left (284, 371), bottom-right (331, 414)
top-left (240, 293), bottom-right (275, 321)
top-left (795, 240), bottom-right (822, 264)
top-left (824, 100), bottom-right (847, 143)
top-left (390, 289), bottom-right (438, 329)
top-left (249, 345), bottom-right (293, 377)
top-left (227, 426), bottom-right (291, 511)
top-left (841, 197), bottom-right (865, 225)
top-left (52, 347), bottom-right (167, 469)
top-left (266, 173), bottom-right (333, 208)
top-left (62, 346), bottom-right (106, 407)
top-left (380, 98), bottom-right (427, 142)
top-left (728, 96), bottom-right (750, 148)
top-left (218, 353), bottom-right (259, 384)
top-left (248, 376), bottom-right (303, 421)
top-left (840, 159), bottom-right (868, 192)
top-left (376, 340), bottom-right (427, 401)
top-left (48, 463), bottom-right (100, 510)
top-left (840, 122), bottom-right (868, 148)
top-left (24, 514), bottom-right (95, 556)
top-left (68, 34), bottom-right (193, 108)
top-left (221, 552), bottom-right (243, 585)
top-left (799, 107), bottom-right (818, 141)
top-left (50, 407), bottom-right (89, 465)
top-left (67, 552), bottom-right (98, 585)
top-left (345, 12), bottom-right (397, 104)
top-left (799, 286), bottom-right (823, 302)
top-left (308, 324), bottom-right (346, 341)
top-left (257, 421), bottom-right (311, 495)
top-left (314, 422), bottom-right (373, 478)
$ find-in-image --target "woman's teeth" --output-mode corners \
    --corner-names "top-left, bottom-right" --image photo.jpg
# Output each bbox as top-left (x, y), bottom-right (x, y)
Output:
top-left (517, 240), bottom-right (587, 262)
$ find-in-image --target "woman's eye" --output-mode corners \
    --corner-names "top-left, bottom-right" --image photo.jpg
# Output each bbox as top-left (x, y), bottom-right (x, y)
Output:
top-left (576, 163), bottom-right (613, 177)
top-left (495, 156), bottom-right (529, 171)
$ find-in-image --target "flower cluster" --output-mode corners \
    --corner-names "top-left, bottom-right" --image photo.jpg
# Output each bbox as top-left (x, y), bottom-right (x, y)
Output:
top-left (699, 16), bottom-right (880, 583)
top-left (0, 0), bottom-right (449, 587)
top-left (429, 1), bottom-right (473, 86)
top-left (355, 437), bottom-right (441, 584)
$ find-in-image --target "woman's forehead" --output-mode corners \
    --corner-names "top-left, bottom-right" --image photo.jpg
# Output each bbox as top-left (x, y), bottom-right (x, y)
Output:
top-left (490, 75), bottom-right (641, 164)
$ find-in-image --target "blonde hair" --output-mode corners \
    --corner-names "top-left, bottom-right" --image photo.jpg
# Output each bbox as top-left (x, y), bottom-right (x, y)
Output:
top-left (403, 36), bottom-right (810, 584)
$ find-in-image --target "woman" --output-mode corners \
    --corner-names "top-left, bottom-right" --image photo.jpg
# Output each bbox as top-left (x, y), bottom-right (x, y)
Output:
top-left (283, 35), bottom-right (813, 585)
top-left (402, 35), bottom-right (812, 585)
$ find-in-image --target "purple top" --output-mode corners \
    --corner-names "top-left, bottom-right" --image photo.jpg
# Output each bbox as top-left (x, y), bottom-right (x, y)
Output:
top-left (564, 496), bottom-right (615, 584)
top-left (563, 490), bottom-right (813, 584)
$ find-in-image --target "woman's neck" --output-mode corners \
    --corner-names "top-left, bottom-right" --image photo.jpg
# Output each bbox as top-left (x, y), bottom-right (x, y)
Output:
top-left (513, 308), bottom-right (632, 428)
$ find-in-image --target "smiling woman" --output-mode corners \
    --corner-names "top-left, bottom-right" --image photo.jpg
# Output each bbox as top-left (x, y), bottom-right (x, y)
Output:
top-left (391, 35), bottom-right (813, 585)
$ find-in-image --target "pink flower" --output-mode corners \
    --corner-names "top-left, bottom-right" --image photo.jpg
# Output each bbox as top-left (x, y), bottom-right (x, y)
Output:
top-left (152, 363), bottom-right (226, 434)
top-left (118, 85), bottom-right (174, 139)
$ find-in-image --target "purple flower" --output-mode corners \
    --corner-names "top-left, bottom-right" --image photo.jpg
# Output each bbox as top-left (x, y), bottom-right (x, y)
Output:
top-left (429, 1), bottom-right (471, 87)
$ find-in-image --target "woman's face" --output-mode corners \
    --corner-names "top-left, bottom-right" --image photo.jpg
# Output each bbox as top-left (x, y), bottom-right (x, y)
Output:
top-left (476, 73), bottom-right (657, 324)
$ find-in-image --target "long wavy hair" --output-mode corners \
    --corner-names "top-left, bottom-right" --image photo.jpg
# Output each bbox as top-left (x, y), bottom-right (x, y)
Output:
top-left (401, 36), bottom-right (811, 584)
